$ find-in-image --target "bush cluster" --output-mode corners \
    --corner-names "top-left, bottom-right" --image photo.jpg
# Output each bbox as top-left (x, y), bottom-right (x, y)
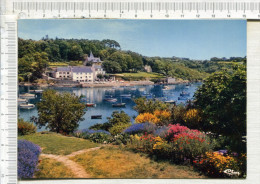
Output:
top-left (193, 152), bottom-right (245, 178)
top-left (18, 140), bottom-right (41, 178)
top-left (18, 118), bottom-right (37, 136)
top-left (126, 124), bottom-right (212, 163)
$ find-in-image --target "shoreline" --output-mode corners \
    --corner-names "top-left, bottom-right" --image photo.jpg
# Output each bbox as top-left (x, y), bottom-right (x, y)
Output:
top-left (19, 80), bottom-right (191, 88)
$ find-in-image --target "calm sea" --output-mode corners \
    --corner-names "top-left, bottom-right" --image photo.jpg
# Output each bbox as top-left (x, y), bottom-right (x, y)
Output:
top-left (18, 83), bottom-right (202, 131)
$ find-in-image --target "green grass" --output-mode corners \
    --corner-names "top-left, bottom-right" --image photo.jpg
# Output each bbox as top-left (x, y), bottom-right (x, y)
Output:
top-left (121, 72), bottom-right (164, 79)
top-left (19, 132), bottom-right (99, 155)
top-left (71, 146), bottom-right (206, 178)
top-left (34, 157), bottom-right (75, 178)
top-left (48, 62), bottom-right (69, 67)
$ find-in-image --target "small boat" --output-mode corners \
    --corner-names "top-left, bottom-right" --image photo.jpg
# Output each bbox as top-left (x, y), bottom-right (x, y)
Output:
top-left (112, 103), bottom-right (126, 107)
top-left (18, 98), bottom-right (28, 104)
top-left (19, 93), bottom-right (36, 99)
top-left (86, 103), bottom-right (96, 107)
top-left (104, 98), bottom-right (117, 102)
top-left (164, 100), bottom-right (176, 104)
top-left (178, 96), bottom-right (188, 100)
top-left (180, 91), bottom-right (190, 97)
top-left (162, 86), bottom-right (170, 90)
top-left (29, 89), bottom-right (43, 93)
top-left (19, 103), bottom-right (35, 109)
top-left (35, 90), bottom-right (43, 93)
top-left (120, 94), bottom-right (131, 98)
top-left (91, 115), bottom-right (102, 119)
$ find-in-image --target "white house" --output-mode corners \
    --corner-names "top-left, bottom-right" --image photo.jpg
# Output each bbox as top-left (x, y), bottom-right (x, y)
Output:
top-left (71, 67), bottom-right (94, 82)
top-left (55, 67), bottom-right (72, 79)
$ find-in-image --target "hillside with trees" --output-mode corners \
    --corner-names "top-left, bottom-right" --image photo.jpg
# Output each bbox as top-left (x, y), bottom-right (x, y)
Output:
top-left (18, 36), bottom-right (246, 82)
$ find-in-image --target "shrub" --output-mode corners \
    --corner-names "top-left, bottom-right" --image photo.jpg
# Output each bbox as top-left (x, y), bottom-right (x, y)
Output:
top-left (18, 140), bottom-right (41, 178)
top-left (88, 132), bottom-right (113, 144)
top-left (172, 129), bottom-right (211, 161)
top-left (73, 129), bottom-right (112, 143)
top-left (18, 118), bottom-right (37, 136)
top-left (108, 123), bottom-right (131, 135)
top-left (170, 105), bottom-right (186, 124)
top-left (194, 152), bottom-right (241, 178)
top-left (127, 133), bottom-right (156, 153)
top-left (123, 123), bottom-right (156, 135)
top-left (113, 134), bottom-right (131, 145)
top-left (154, 126), bottom-right (169, 137)
top-left (135, 113), bottom-right (160, 124)
top-left (165, 124), bottom-right (189, 141)
top-left (183, 109), bottom-right (203, 129)
top-left (153, 110), bottom-right (171, 125)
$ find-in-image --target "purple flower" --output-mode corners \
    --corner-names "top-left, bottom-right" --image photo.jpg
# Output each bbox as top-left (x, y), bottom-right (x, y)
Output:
top-left (154, 126), bottom-right (169, 137)
top-left (123, 123), bottom-right (156, 134)
top-left (18, 140), bottom-right (41, 179)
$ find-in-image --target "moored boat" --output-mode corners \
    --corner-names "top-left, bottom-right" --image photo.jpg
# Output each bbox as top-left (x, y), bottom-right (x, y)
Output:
top-left (180, 91), bottom-right (190, 97)
top-left (19, 93), bottom-right (36, 99)
top-left (112, 103), bottom-right (126, 107)
top-left (18, 98), bottom-right (28, 104)
top-left (35, 90), bottom-right (43, 93)
top-left (91, 115), bottom-right (102, 119)
top-left (29, 89), bottom-right (43, 93)
top-left (86, 103), bottom-right (96, 107)
top-left (104, 98), bottom-right (117, 102)
top-left (19, 103), bottom-right (35, 109)
top-left (164, 100), bottom-right (176, 104)
top-left (162, 86), bottom-right (170, 90)
top-left (120, 94), bottom-right (131, 98)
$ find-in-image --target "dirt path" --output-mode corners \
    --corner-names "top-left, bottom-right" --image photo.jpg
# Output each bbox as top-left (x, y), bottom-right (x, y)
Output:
top-left (40, 147), bottom-right (101, 178)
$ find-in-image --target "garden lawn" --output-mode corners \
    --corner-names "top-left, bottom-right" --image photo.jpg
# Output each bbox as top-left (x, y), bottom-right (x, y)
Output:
top-left (19, 132), bottom-right (99, 155)
top-left (34, 157), bottom-right (75, 178)
top-left (71, 146), bottom-right (206, 178)
top-left (121, 72), bottom-right (164, 79)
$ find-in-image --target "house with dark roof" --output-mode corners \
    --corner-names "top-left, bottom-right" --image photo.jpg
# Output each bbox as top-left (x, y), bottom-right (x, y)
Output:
top-left (55, 67), bottom-right (72, 79)
top-left (54, 52), bottom-right (106, 82)
top-left (71, 66), bottom-right (94, 82)
top-left (84, 51), bottom-right (102, 66)
top-left (54, 66), bottom-right (94, 82)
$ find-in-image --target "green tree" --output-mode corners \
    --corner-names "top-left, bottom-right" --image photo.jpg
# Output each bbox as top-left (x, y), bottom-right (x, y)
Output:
top-left (68, 44), bottom-right (84, 61)
top-left (194, 65), bottom-right (246, 153)
top-left (102, 60), bottom-right (122, 73)
top-left (133, 97), bottom-right (170, 114)
top-left (32, 89), bottom-right (86, 134)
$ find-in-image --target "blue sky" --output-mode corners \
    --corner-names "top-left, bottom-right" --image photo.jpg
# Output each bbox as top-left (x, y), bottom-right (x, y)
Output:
top-left (18, 19), bottom-right (246, 60)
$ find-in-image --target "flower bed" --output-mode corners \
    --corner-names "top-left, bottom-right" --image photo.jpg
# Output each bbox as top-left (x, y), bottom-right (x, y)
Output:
top-left (18, 140), bottom-right (41, 178)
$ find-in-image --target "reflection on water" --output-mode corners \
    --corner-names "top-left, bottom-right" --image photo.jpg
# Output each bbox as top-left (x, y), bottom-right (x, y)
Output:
top-left (18, 83), bottom-right (201, 131)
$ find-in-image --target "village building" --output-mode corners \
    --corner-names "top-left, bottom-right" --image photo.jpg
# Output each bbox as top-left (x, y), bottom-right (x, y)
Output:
top-left (84, 51), bottom-right (102, 66)
top-left (53, 52), bottom-right (105, 82)
top-left (144, 65), bottom-right (152, 73)
top-left (167, 77), bottom-right (176, 84)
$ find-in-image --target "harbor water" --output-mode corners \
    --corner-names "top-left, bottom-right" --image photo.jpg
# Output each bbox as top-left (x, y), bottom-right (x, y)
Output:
top-left (18, 83), bottom-right (202, 131)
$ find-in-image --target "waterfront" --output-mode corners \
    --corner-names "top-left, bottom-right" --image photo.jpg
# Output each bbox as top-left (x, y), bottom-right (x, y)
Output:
top-left (19, 83), bottom-right (201, 131)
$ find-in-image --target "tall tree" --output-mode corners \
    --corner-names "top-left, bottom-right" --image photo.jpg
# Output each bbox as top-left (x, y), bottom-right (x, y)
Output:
top-left (194, 65), bottom-right (246, 152)
top-left (32, 90), bottom-right (86, 134)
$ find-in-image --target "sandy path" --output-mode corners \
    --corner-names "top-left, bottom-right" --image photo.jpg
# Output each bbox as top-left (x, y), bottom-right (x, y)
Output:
top-left (40, 147), bottom-right (102, 178)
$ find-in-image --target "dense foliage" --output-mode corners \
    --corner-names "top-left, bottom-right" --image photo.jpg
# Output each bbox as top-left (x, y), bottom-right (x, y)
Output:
top-left (89, 111), bottom-right (131, 134)
top-left (18, 140), bottom-right (41, 178)
top-left (18, 37), bottom-right (244, 82)
top-left (194, 64), bottom-right (246, 153)
top-left (31, 89), bottom-right (86, 134)
top-left (18, 118), bottom-right (37, 136)
top-left (133, 97), bottom-right (170, 114)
